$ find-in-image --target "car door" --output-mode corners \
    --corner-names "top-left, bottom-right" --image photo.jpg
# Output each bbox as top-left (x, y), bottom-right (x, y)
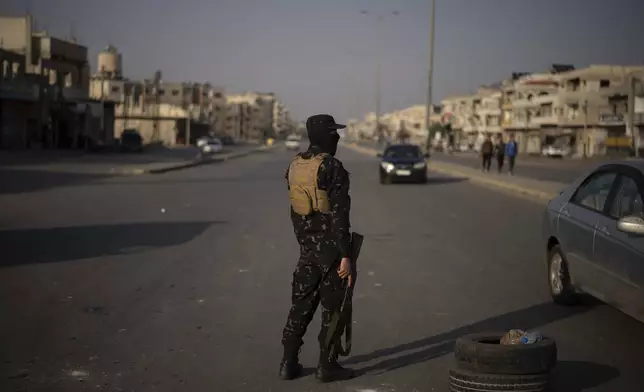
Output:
top-left (595, 170), bottom-right (644, 320)
top-left (557, 170), bottom-right (618, 292)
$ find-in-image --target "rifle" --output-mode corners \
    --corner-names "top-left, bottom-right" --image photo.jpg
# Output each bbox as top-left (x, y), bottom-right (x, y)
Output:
top-left (325, 231), bottom-right (363, 360)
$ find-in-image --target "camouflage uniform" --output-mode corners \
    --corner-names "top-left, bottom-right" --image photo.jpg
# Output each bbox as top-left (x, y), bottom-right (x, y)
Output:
top-left (282, 145), bottom-right (351, 352)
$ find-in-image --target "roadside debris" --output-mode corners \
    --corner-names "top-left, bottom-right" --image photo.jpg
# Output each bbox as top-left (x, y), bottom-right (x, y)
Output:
top-left (451, 332), bottom-right (557, 392)
top-left (500, 329), bottom-right (544, 345)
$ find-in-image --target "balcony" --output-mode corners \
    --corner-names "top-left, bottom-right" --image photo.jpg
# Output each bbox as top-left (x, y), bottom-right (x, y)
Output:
top-left (511, 98), bottom-right (539, 109)
top-left (532, 94), bottom-right (559, 106)
top-left (559, 88), bottom-right (586, 103)
top-left (531, 114), bottom-right (560, 126)
top-left (598, 113), bottom-right (625, 126)
top-left (476, 106), bottom-right (501, 116)
top-left (510, 119), bottom-right (540, 129)
top-left (480, 124), bottom-right (502, 133)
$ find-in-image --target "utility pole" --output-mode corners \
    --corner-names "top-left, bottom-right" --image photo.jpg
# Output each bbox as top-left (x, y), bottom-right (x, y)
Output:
top-left (375, 13), bottom-right (382, 145)
top-left (583, 99), bottom-right (588, 158)
top-left (361, 10), bottom-right (399, 146)
top-left (627, 73), bottom-right (641, 157)
top-left (424, 0), bottom-right (436, 147)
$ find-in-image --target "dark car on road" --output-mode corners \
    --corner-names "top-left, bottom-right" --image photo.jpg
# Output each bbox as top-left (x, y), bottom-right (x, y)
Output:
top-left (543, 160), bottom-right (644, 322)
top-left (120, 129), bottom-right (143, 152)
top-left (377, 144), bottom-right (429, 184)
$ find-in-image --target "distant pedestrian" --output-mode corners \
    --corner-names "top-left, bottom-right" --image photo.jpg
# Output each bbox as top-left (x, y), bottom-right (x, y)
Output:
top-left (505, 134), bottom-right (518, 175)
top-left (494, 136), bottom-right (505, 173)
top-left (480, 134), bottom-right (493, 172)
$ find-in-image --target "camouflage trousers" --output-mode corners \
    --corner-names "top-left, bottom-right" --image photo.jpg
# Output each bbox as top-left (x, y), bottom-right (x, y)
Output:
top-left (281, 254), bottom-right (345, 351)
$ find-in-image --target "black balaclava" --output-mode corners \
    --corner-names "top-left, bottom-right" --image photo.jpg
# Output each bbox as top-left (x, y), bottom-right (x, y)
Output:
top-left (307, 123), bottom-right (340, 156)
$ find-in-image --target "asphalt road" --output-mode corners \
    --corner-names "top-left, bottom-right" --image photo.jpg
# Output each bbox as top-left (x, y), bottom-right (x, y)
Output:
top-left (354, 140), bottom-right (609, 184)
top-left (1, 145), bottom-right (644, 392)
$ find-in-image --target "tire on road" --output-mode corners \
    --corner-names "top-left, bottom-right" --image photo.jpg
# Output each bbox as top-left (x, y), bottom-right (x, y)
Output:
top-left (448, 368), bottom-right (549, 392)
top-left (548, 244), bottom-right (579, 305)
top-left (453, 332), bottom-right (557, 375)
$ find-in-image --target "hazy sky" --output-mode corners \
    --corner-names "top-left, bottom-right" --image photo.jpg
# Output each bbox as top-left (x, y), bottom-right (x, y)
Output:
top-left (3, 0), bottom-right (643, 122)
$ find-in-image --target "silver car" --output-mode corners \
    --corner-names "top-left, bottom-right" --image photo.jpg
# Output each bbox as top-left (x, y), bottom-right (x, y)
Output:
top-left (543, 160), bottom-right (644, 322)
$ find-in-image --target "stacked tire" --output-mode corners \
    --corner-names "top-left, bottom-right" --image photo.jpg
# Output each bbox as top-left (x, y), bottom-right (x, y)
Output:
top-left (450, 332), bottom-right (557, 392)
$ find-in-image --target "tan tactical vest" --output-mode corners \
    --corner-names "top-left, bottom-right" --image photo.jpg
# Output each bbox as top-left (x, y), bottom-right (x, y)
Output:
top-left (288, 153), bottom-right (331, 216)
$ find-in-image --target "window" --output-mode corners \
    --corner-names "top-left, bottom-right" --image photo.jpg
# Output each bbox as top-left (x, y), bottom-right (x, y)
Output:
top-left (111, 86), bottom-right (120, 93)
top-left (172, 89), bottom-right (179, 96)
top-left (609, 176), bottom-right (644, 219)
top-left (384, 145), bottom-right (422, 159)
top-left (572, 172), bottom-right (617, 212)
top-left (600, 79), bottom-right (610, 88)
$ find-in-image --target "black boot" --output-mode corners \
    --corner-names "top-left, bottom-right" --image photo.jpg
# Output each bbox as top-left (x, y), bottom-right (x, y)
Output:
top-left (315, 350), bottom-right (355, 383)
top-left (278, 345), bottom-right (303, 380)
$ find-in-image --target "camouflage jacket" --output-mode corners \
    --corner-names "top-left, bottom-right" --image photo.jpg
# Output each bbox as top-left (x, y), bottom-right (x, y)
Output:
top-left (285, 146), bottom-right (351, 262)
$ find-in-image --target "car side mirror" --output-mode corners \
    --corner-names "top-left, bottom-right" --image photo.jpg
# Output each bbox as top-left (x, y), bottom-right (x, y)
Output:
top-left (376, 152), bottom-right (383, 157)
top-left (617, 216), bottom-right (644, 235)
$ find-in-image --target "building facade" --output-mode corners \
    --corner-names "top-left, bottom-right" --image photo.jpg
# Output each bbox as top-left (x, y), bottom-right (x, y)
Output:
top-left (0, 14), bottom-right (112, 150)
top-left (502, 65), bottom-right (644, 156)
top-left (89, 48), bottom-right (225, 146)
top-left (226, 92), bottom-right (276, 140)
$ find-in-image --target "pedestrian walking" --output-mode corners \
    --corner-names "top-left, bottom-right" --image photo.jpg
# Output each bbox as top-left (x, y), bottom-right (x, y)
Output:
top-left (494, 135), bottom-right (505, 173)
top-left (505, 133), bottom-right (518, 175)
top-left (280, 114), bottom-right (355, 383)
top-left (480, 134), bottom-right (493, 172)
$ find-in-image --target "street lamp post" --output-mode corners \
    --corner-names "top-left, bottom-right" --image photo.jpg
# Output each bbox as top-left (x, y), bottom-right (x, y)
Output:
top-left (627, 72), bottom-right (643, 157)
top-left (361, 10), bottom-right (399, 145)
top-left (424, 0), bottom-right (436, 147)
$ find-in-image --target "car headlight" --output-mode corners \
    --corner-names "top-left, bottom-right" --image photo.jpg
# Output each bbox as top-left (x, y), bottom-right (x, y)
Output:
top-left (380, 162), bottom-right (394, 172)
top-left (413, 161), bottom-right (426, 169)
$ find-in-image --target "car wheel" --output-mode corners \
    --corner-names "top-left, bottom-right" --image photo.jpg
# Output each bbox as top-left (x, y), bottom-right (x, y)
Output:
top-left (548, 244), bottom-right (578, 305)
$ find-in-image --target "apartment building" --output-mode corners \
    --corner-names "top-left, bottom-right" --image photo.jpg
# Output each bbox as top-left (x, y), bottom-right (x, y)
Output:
top-left (441, 94), bottom-right (478, 148)
top-left (0, 14), bottom-right (114, 150)
top-left (0, 14), bottom-right (89, 96)
top-left (224, 102), bottom-right (256, 140)
top-left (273, 101), bottom-right (293, 135)
top-left (502, 65), bottom-right (644, 156)
top-left (502, 72), bottom-right (562, 154)
top-left (0, 48), bottom-right (45, 149)
top-left (88, 48), bottom-right (225, 145)
top-left (476, 89), bottom-right (502, 135)
top-left (226, 92), bottom-right (276, 140)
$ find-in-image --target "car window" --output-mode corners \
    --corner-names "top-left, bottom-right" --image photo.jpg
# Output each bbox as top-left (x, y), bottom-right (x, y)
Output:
top-left (609, 175), bottom-right (644, 219)
top-left (571, 172), bottom-right (617, 212)
top-left (384, 146), bottom-right (421, 158)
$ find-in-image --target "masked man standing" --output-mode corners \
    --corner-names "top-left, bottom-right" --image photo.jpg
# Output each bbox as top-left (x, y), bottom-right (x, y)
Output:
top-left (279, 114), bottom-right (355, 383)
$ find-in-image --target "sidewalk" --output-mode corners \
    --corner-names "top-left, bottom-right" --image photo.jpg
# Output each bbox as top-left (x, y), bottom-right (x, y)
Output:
top-left (342, 142), bottom-right (566, 202)
top-left (0, 143), bottom-right (276, 176)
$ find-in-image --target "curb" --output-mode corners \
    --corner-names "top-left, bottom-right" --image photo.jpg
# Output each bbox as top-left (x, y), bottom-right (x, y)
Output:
top-left (341, 143), bottom-right (558, 202)
top-left (119, 145), bottom-right (275, 176)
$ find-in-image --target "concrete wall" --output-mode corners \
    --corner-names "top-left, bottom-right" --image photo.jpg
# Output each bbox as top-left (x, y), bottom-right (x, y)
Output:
top-left (0, 16), bottom-right (29, 53)
top-left (115, 118), bottom-right (179, 146)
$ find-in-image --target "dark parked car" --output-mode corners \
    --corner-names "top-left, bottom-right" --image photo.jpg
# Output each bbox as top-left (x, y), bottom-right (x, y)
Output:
top-left (377, 144), bottom-right (429, 184)
top-left (120, 129), bottom-right (143, 152)
top-left (543, 161), bottom-right (644, 322)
